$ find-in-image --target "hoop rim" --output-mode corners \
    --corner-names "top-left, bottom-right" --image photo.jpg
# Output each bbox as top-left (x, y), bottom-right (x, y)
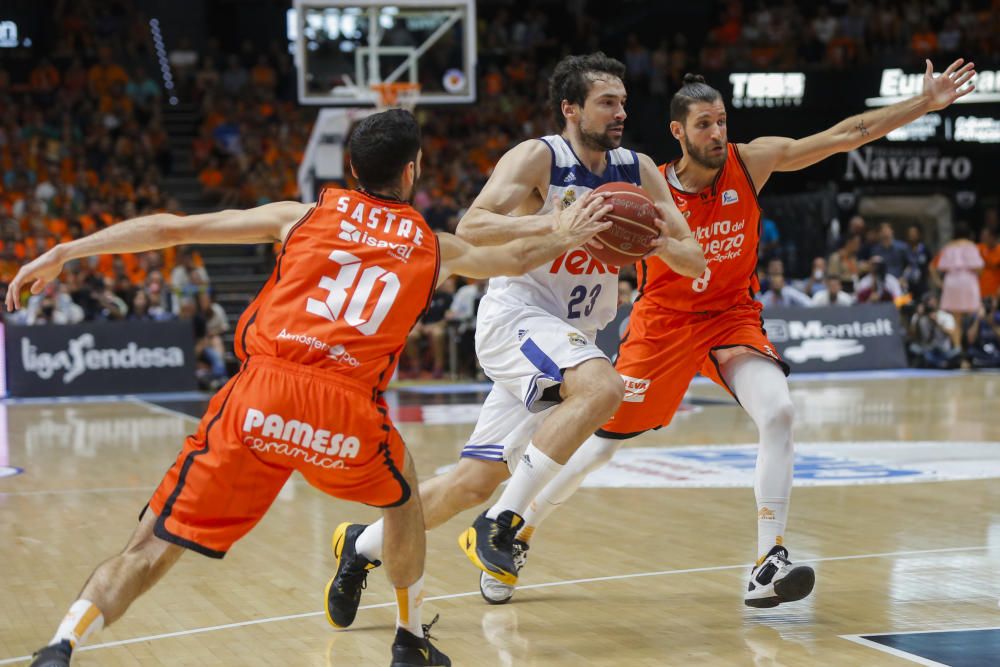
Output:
top-left (369, 82), bottom-right (422, 109)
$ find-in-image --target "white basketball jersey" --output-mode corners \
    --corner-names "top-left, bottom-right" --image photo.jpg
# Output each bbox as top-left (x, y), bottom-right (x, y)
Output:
top-left (480, 135), bottom-right (642, 337)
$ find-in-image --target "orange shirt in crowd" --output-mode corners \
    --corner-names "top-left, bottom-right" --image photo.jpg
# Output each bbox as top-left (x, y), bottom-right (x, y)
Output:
top-left (29, 64), bottom-right (61, 92)
top-left (910, 31), bottom-right (938, 56)
top-left (88, 63), bottom-right (128, 96)
top-left (199, 167), bottom-right (224, 190)
top-left (979, 242), bottom-right (1000, 299)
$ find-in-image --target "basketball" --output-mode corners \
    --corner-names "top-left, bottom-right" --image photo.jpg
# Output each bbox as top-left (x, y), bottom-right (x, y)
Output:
top-left (584, 182), bottom-right (660, 267)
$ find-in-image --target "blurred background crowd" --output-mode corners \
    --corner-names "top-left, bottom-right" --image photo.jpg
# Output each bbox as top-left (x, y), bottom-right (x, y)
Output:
top-left (1, 0), bottom-right (999, 385)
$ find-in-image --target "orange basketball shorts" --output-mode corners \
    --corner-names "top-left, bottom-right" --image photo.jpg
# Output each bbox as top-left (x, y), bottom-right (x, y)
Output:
top-left (598, 299), bottom-right (789, 439)
top-left (147, 356), bottom-right (409, 557)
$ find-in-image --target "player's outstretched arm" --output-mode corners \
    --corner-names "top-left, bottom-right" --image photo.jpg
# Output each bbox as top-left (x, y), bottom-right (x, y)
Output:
top-left (4, 201), bottom-right (312, 311)
top-left (637, 154), bottom-right (707, 278)
top-left (455, 140), bottom-right (555, 245)
top-left (439, 194), bottom-right (612, 284)
top-left (741, 58), bottom-right (976, 188)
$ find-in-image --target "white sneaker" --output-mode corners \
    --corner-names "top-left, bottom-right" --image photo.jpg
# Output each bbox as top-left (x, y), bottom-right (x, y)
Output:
top-left (744, 545), bottom-right (815, 608)
top-left (479, 539), bottom-right (529, 604)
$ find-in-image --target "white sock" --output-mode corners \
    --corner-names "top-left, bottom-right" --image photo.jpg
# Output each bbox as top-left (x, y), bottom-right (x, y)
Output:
top-left (395, 576), bottom-right (424, 637)
top-left (50, 599), bottom-right (104, 649)
top-left (356, 520), bottom-right (384, 562)
top-left (721, 353), bottom-right (795, 561)
top-left (485, 443), bottom-right (563, 520)
top-left (518, 435), bottom-right (622, 542)
top-left (755, 497), bottom-right (789, 561)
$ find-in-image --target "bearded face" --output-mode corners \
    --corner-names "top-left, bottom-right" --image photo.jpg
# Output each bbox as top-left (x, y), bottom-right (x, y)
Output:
top-left (684, 132), bottom-right (727, 169)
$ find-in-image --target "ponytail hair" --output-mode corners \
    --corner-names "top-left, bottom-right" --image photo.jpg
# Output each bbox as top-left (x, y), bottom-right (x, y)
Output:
top-left (670, 73), bottom-right (722, 123)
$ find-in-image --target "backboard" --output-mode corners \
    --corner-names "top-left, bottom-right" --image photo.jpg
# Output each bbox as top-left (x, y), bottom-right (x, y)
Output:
top-left (291, 0), bottom-right (476, 106)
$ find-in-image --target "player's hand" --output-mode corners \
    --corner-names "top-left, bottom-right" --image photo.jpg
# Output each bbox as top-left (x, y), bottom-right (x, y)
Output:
top-left (5, 247), bottom-right (66, 311)
top-left (639, 203), bottom-right (686, 259)
top-left (551, 192), bottom-right (613, 246)
top-left (922, 58), bottom-right (976, 110)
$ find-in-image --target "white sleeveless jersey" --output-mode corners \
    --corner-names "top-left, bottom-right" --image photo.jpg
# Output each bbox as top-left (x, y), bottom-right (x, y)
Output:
top-left (480, 135), bottom-right (642, 337)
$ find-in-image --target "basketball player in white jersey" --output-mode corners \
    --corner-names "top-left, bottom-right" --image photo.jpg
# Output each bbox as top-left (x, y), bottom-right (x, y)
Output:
top-left (325, 52), bottom-right (705, 627)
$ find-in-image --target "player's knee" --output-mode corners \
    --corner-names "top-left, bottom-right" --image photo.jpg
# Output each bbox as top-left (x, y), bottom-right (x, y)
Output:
top-left (762, 397), bottom-right (794, 443)
top-left (586, 371), bottom-right (625, 417)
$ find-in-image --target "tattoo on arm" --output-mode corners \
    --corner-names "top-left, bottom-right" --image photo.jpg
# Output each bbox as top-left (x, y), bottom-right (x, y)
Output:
top-left (856, 119), bottom-right (870, 137)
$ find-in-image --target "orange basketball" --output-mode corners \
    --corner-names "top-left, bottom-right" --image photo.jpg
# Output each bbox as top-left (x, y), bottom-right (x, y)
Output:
top-left (584, 182), bottom-right (660, 267)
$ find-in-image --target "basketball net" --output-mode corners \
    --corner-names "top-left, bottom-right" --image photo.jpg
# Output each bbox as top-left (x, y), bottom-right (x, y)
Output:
top-left (369, 82), bottom-right (422, 111)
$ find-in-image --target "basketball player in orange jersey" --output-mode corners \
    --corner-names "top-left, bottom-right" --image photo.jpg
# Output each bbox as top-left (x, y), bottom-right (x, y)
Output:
top-left (10, 109), bottom-right (618, 667)
top-left (497, 58), bottom-right (977, 608)
top-left (324, 53), bottom-right (704, 625)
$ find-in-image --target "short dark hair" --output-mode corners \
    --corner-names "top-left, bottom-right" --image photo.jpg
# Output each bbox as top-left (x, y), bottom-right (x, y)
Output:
top-left (348, 109), bottom-right (421, 192)
top-left (670, 73), bottom-right (723, 123)
top-left (548, 52), bottom-right (626, 131)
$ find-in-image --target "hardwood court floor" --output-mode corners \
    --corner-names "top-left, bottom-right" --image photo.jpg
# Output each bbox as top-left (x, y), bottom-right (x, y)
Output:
top-left (1, 373), bottom-right (999, 666)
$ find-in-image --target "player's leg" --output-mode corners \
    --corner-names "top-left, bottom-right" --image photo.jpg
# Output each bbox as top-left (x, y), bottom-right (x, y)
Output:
top-left (517, 303), bottom-right (698, 544)
top-left (29, 510), bottom-right (184, 667)
top-left (710, 337), bottom-right (814, 607)
top-left (342, 384), bottom-right (527, 567)
top-left (32, 366), bottom-right (290, 666)
top-left (382, 452), bottom-right (450, 667)
top-left (719, 351), bottom-right (795, 560)
top-left (343, 457), bottom-right (511, 567)
top-left (461, 355), bottom-right (624, 584)
top-left (330, 385), bottom-right (536, 621)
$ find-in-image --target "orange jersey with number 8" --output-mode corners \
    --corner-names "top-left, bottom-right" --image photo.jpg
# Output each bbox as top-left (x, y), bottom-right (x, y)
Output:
top-left (638, 145), bottom-right (761, 312)
top-left (234, 188), bottom-right (440, 394)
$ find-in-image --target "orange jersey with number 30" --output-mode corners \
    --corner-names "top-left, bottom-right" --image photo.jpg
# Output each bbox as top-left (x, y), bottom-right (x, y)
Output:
top-left (234, 188), bottom-right (440, 394)
top-left (638, 144), bottom-right (761, 312)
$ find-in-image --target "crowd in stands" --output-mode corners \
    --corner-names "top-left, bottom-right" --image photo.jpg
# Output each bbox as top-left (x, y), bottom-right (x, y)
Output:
top-left (753, 209), bottom-right (1000, 369)
top-left (3, 0), bottom-right (999, 382)
top-left (0, 3), bottom-right (232, 387)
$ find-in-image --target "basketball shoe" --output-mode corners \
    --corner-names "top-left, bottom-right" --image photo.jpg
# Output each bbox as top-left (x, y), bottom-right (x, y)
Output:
top-left (390, 615), bottom-right (451, 667)
top-left (744, 545), bottom-right (815, 608)
top-left (29, 640), bottom-right (72, 667)
top-left (325, 522), bottom-right (381, 628)
top-left (458, 510), bottom-right (523, 585)
top-left (479, 539), bottom-right (529, 604)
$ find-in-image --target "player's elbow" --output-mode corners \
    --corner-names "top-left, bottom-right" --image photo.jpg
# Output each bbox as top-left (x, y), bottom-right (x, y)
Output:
top-left (455, 209), bottom-right (486, 242)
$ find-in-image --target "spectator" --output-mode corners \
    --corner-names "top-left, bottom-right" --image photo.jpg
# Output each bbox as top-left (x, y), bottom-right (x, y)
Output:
top-left (966, 296), bottom-right (1000, 368)
top-left (909, 293), bottom-right (962, 369)
top-left (827, 234), bottom-right (862, 292)
top-left (811, 274), bottom-right (854, 306)
top-left (221, 55), bottom-right (249, 96)
top-left (869, 222), bottom-right (910, 278)
top-left (169, 37), bottom-right (199, 90)
top-left (169, 248), bottom-right (209, 312)
top-left (904, 224), bottom-right (932, 300)
top-left (404, 278), bottom-right (454, 378)
top-left (934, 223), bottom-right (984, 318)
top-left (978, 227), bottom-right (1000, 301)
top-left (757, 271), bottom-right (812, 308)
top-left (88, 46), bottom-right (128, 98)
top-left (125, 66), bottom-right (161, 117)
top-left (910, 20), bottom-right (939, 57)
top-left (193, 291), bottom-right (229, 389)
top-left (446, 278), bottom-right (484, 378)
top-left (24, 283), bottom-right (84, 325)
top-left (759, 213), bottom-right (781, 262)
top-left (856, 256), bottom-right (903, 303)
top-left (798, 256), bottom-right (827, 297)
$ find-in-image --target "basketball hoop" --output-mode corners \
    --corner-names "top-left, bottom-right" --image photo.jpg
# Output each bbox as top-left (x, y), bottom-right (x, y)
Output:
top-left (369, 82), bottom-right (422, 111)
